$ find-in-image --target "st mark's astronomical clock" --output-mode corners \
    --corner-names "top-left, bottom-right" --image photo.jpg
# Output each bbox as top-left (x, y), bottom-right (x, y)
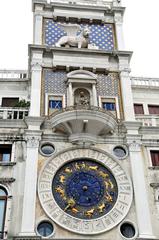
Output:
top-left (39, 148), bottom-right (132, 235)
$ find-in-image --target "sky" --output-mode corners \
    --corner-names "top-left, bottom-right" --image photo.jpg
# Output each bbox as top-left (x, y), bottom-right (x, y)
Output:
top-left (0, 0), bottom-right (159, 78)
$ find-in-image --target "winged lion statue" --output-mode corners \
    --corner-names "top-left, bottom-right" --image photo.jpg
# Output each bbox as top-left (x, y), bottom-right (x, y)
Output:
top-left (55, 24), bottom-right (90, 48)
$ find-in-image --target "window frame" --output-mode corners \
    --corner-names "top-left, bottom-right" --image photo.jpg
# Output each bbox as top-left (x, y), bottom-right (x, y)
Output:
top-left (133, 103), bottom-right (144, 115)
top-left (98, 96), bottom-right (120, 118)
top-left (0, 186), bottom-right (8, 240)
top-left (45, 93), bottom-right (65, 115)
top-left (148, 104), bottom-right (159, 115)
top-left (0, 144), bottom-right (13, 164)
top-left (147, 147), bottom-right (159, 169)
top-left (150, 150), bottom-right (159, 167)
top-left (36, 219), bottom-right (55, 238)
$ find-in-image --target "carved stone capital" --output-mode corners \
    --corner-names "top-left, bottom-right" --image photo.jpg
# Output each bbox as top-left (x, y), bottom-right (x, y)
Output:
top-left (114, 14), bottom-right (123, 24)
top-left (120, 68), bottom-right (131, 76)
top-left (128, 141), bottom-right (141, 152)
top-left (25, 135), bottom-right (41, 148)
top-left (31, 61), bottom-right (42, 72)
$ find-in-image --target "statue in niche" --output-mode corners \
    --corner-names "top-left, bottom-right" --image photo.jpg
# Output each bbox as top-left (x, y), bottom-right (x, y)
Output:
top-left (74, 89), bottom-right (90, 107)
top-left (55, 24), bottom-right (90, 48)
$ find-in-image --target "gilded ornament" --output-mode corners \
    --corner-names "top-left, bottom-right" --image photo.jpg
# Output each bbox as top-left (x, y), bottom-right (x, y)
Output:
top-left (59, 175), bottom-right (65, 183)
top-left (98, 203), bottom-right (105, 213)
top-left (85, 208), bottom-right (94, 217)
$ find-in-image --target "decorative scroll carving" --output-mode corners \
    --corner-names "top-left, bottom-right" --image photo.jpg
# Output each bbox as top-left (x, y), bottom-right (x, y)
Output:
top-left (55, 24), bottom-right (90, 48)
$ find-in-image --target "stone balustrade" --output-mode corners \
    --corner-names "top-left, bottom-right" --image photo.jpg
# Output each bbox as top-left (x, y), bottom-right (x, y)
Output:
top-left (0, 107), bottom-right (29, 120)
top-left (0, 70), bottom-right (28, 79)
top-left (50, 0), bottom-right (113, 7)
top-left (136, 115), bottom-right (159, 127)
top-left (131, 77), bottom-right (159, 88)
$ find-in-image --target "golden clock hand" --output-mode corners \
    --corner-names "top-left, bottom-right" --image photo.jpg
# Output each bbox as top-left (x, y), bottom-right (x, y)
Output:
top-left (64, 198), bottom-right (76, 211)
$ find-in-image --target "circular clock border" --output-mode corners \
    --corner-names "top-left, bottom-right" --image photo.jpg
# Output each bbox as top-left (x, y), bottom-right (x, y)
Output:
top-left (38, 147), bottom-right (133, 235)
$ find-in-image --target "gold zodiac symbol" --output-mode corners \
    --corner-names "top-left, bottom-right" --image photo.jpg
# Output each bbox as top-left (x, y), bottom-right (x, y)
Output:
top-left (89, 165), bottom-right (98, 171)
top-left (99, 171), bottom-right (109, 178)
top-left (75, 162), bottom-right (80, 170)
top-left (85, 208), bottom-right (94, 217)
top-left (105, 192), bottom-right (113, 202)
top-left (55, 186), bottom-right (65, 197)
top-left (71, 208), bottom-right (79, 214)
top-left (105, 180), bottom-right (114, 189)
top-left (59, 175), bottom-right (65, 184)
top-left (81, 162), bottom-right (86, 168)
top-left (109, 180), bottom-right (114, 189)
top-left (64, 167), bottom-right (72, 173)
top-left (98, 203), bottom-right (105, 213)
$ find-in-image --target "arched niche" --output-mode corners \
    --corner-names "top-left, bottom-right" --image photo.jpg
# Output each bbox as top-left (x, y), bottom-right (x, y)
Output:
top-left (66, 70), bottom-right (98, 107)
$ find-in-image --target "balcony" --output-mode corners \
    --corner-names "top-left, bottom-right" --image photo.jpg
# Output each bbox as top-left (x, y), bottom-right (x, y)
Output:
top-left (136, 115), bottom-right (159, 127)
top-left (48, 105), bottom-right (118, 142)
top-left (0, 107), bottom-right (29, 120)
top-left (0, 70), bottom-right (28, 79)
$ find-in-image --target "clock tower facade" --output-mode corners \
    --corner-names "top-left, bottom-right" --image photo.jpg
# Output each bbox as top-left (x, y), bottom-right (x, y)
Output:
top-left (1, 0), bottom-right (159, 240)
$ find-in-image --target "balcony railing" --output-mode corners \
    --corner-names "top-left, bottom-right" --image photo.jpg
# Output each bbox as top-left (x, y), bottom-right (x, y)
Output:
top-left (131, 77), bottom-right (159, 88)
top-left (136, 115), bottom-right (159, 127)
top-left (0, 70), bottom-right (28, 79)
top-left (49, 105), bottom-right (117, 120)
top-left (0, 107), bottom-right (29, 120)
top-left (0, 231), bottom-right (7, 240)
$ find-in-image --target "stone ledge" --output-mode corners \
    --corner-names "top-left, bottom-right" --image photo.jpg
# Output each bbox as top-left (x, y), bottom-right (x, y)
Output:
top-left (0, 162), bottom-right (16, 167)
top-left (13, 238), bottom-right (41, 240)
top-left (148, 166), bottom-right (159, 170)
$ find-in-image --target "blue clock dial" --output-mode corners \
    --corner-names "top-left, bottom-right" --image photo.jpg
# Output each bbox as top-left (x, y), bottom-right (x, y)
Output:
top-left (52, 159), bottom-right (118, 219)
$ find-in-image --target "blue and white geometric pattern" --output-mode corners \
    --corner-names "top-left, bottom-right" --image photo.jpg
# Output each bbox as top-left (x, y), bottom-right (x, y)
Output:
top-left (44, 19), bottom-right (115, 51)
top-left (44, 70), bottom-right (67, 94)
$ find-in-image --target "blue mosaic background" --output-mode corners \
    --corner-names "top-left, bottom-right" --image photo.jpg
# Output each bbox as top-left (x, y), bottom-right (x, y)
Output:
top-left (44, 19), bottom-right (115, 51)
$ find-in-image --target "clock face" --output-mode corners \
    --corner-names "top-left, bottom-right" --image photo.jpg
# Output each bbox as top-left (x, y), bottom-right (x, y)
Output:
top-left (38, 148), bottom-right (132, 235)
top-left (53, 159), bottom-right (118, 220)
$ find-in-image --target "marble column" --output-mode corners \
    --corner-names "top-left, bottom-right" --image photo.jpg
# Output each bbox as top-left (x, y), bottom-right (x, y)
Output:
top-left (20, 133), bottom-right (41, 236)
top-left (92, 83), bottom-right (98, 106)
top-left (30, 61), bottom-right (42, 117)
top-left (120, 70), bottom-right (135, 121)
top-left (114, 13), bottom-right (125, 50)
top-left (129, 141), bottom-right (155, 239)
top-left (33, 13), bottom-right (43, 45)
top-left (68, 82), bottom-right (73, 106)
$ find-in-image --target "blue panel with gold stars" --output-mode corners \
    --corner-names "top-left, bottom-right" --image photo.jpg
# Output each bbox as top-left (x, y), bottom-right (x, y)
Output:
top-left (44, 19), bottom-right (115, 51)
top-left (52, 159), bottom-right (118, 220)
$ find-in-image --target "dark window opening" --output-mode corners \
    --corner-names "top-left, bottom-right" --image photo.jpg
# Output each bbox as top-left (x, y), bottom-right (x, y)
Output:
top-left (0, 145), bottom-right (12, 162)
top-left (148, 105), bottom-right (159, 114)
top-left (120, 222), bottom-right (136, 238)
top-left (134, 104), bottom-right (144, 114)
top-left (1, 98), bottom-right (19, 107)
top-left (150, 150), bottom-right (159, 166)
